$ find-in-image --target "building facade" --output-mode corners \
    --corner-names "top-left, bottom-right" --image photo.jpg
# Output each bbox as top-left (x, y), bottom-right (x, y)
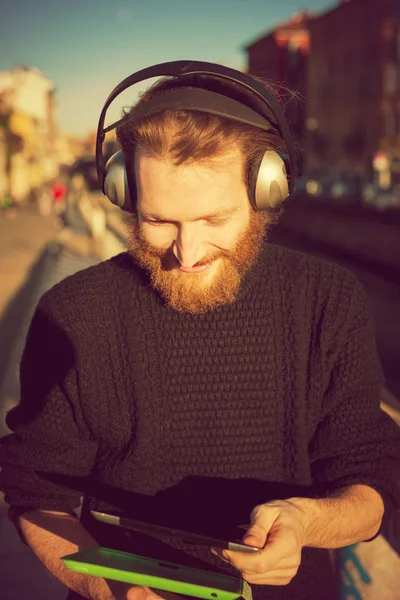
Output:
top-left (245, 13), bottom-right (311, 170)
top-left (0, 67), bottom-right (58, 203)
top-left (306, 0), bottom-right (400, 183)
top-left (0, 127), bottom-right (7, 202)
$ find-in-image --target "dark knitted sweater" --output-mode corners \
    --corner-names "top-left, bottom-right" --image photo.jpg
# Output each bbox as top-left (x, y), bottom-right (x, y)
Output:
top-left (1, 242), bottom-right (400, 600)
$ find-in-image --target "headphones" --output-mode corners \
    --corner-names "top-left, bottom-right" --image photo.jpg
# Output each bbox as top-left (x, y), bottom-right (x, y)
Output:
top-left (96, 60), bottom-right (298, 213)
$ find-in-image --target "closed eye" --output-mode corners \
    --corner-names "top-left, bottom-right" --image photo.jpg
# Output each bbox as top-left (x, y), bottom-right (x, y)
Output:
top-left (144, 219), bottom-right (170, 225)
top-left (206, 219), bottom-right (230, 227)
top-left (144, 218), bottom-right (230, 227)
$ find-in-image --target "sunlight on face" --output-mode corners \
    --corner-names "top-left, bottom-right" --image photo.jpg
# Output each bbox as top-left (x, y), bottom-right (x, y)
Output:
top-left (126, 147), bottom-right (269, 313)
top-left (135, 147), bottom-right (251, 271)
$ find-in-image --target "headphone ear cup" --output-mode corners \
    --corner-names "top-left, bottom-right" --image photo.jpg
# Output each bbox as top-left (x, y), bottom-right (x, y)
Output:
top-left (251, 150), bottom-right (289, 211)
top-left (248, 154), bottom-right (263, 211)
top-left (104, 150), bottom-right (134, 212)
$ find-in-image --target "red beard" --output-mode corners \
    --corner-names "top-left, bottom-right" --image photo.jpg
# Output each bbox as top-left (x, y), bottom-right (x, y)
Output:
top-left (124, 209), bottom-right (270, 314)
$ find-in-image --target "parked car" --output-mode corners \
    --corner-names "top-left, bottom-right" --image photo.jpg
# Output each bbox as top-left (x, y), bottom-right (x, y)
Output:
top-left (362, 184), bottom-right (400, 211)
top-left (294, 176), bottom-right (325, 197)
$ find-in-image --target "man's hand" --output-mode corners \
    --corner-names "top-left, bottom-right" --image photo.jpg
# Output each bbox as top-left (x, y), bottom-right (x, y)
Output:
top-left (212, 500), bottom-right (306, 586)
top-left (120, 585), bottom-right (162, 600)
top-left (114, 585), bottom-right (181, 600)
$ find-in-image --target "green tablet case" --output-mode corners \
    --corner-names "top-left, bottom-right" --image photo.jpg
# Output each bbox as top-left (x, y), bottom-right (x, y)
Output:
top-left (62, 547), bottom-right (252, 600)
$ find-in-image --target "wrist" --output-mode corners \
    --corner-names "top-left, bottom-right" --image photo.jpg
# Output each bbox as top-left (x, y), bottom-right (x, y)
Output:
top-left (287, 497), bottom-right (320, 547)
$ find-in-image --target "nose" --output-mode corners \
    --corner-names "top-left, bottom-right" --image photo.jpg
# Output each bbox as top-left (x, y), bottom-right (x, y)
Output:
top-left (172, 223), bottom-right (205, 268)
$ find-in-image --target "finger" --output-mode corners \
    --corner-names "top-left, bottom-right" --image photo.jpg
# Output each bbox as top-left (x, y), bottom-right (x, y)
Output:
top-left (243, 522), bottom-right (269, 549)
top-left (125, 586), bottom-right (164, 600)
top-left (215, 548), bottom-right (261, 572)
top-left (244, 505), bottom-right (279, 548)
top-left (146, 587), bottom-right (166, 600)
top-left (242, 528), bottom-right (264, 549)
top-left (154, 592), bottom-right (188, 600)
top-left (220, 524), bottom-right (300, 574)
top-left (211, 547), bottom-right (233, 566)
top-left (242, 568), bottom-right (297, 586)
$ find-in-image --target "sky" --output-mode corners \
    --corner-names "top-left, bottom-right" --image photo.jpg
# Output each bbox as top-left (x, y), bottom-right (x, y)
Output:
top-left (0, 0), bottom-right (336, 137)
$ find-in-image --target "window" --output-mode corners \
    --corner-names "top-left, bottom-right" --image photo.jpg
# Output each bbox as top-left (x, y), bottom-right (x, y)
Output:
top-left (384, 63), bottom-right (398, 94)
top-left (387, 29), bottom-right (399, 62)
top-left (395, 108), bottom-right (400, 136)
top-left (343, 52), bottom-right (352, 74)
top-left (397, 27), bottom-right (400, 61)
top-left (358, 76), bottom-right (368, 101)
top-left (385, 110), bottom-right (396, 137)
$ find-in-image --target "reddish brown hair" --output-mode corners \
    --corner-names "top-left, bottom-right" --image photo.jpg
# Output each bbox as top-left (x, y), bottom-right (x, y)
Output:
top-left (116, 73), bottom-right (287, 193)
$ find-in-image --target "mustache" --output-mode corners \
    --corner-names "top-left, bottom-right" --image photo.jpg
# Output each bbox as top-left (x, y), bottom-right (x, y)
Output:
top-left (141, 242), bottom-right (230, 269)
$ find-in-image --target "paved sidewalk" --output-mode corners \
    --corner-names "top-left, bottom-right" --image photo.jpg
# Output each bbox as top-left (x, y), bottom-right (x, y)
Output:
top-left (0, 206), bottom-right (69, 598)
top-left (0, 203), bottom-right (123, 599)
top-left (0, 247), bottom-right (102, 600)
top-left (0, 205), bottom-right (58, 315)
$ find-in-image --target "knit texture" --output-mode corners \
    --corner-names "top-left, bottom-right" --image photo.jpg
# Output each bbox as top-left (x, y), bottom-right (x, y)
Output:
top-left (1, 242), bottom-right (400, 600)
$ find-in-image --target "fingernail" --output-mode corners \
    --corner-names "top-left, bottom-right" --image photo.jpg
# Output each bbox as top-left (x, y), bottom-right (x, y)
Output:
top-left (243, 534), bottom-right (261, 542)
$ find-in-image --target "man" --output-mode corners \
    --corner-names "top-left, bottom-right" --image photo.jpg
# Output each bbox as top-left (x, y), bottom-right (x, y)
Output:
top-left (1, 65), bottom-right (400, 600)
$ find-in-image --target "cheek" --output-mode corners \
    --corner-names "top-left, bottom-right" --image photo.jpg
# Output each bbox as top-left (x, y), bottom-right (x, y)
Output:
top-left (208, 229), bottom-right (238, 249)
top-left (212, 219), bottom-right (248, 249)
top-left (141, 225), bottom-right (176, 248)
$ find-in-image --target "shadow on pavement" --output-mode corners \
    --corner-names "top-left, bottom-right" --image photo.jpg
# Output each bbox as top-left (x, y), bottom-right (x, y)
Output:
top-left (0, 246), bottom-right (59, 398)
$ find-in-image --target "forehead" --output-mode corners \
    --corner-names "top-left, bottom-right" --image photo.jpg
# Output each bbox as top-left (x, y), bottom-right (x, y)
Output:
top-left (134, 148), bottom-right (247, 219)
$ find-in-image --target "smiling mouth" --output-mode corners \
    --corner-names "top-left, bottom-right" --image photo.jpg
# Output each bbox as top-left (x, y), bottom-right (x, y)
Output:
top-left (179, 262), bottom-right (212, 273)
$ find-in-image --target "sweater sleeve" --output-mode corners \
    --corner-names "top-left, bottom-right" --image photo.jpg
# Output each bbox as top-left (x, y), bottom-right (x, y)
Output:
top-left (0, 293), bottom-right (98, 519)
top-left (308, 270), bottom-right (400, 538)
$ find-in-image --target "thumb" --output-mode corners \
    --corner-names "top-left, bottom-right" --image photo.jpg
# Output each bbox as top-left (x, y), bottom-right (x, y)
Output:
top-left (242, 505), bottom-right (277, 548)
top-left (242, 523), bottom-right (267, 548)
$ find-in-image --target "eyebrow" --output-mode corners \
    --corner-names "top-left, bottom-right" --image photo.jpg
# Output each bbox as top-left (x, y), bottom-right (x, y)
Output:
top-left (140, 207), bottom-right (239, 221)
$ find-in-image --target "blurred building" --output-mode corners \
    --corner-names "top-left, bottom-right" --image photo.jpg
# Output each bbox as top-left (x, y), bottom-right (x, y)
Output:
top-left (244, 12), bottom-right (311, 169)
top-left (306, 0), bottom-right (400, 184)
top-left (68, 129), bottom-right (119, 192)
top-left (80, 129), bottom-right (118, 160)
top-left (0, 126), bottom-right (7, 201)
top-left (0, 66), bottom-right (58, 203)
top-left (55, 133), bottom-right (77, 168)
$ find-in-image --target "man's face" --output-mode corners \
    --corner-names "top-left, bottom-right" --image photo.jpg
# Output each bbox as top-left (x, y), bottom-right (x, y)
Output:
top-left (126, 147), bottom-right (269, 313)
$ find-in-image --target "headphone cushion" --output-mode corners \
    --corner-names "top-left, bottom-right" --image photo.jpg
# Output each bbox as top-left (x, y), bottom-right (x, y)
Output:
top-left (251, 150), bottom-right (289, 211)
top-left (247, 154), bottom-right (264, 211)
top-left (104, 151), bottom-right (133, 212)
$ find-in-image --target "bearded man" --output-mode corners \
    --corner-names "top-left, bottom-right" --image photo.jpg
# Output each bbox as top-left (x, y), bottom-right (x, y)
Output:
top-left (1, 63), bottom-right (400, 600)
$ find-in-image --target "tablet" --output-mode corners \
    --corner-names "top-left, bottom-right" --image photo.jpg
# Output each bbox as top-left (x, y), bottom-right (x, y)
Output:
top-left (62, 547), bottom-right (253, 600)
top-left (91, 510), bottom-right (261, 554)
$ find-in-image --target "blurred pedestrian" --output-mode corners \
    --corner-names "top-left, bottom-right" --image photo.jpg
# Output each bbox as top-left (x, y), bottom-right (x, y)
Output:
top-left (52, 180), bottom-right (67, 216)
top-left (37, 184), bottom-right (53, 217)
top-left (1, 193), bottom-right (17, 218)
top-left (88, 194), bottom-right (107, 254)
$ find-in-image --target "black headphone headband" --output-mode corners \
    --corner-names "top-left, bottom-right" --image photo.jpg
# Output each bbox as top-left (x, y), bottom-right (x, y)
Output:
top-left (104, 88), bottom-right (274, 134)
top-left (95, 60), bottom-right (298, 191)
